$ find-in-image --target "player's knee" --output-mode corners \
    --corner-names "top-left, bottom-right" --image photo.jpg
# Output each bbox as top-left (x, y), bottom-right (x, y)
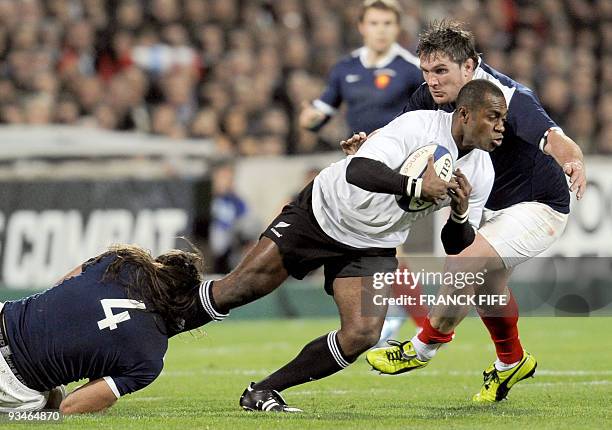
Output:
top-left (341, 326), bottom-right (381, 353)
top-left (444, 255), bottom-right (471, 273)
top-left (443, 255), bottom-right (485, 288)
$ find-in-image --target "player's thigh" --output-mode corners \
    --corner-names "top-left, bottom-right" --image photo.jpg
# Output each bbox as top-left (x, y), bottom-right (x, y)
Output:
top-left (216, 237), bottom-right (288, 299)
top-left (217, 183), bottom-right (326, 299)
top-left (478, 202), bottom-right (569, 269)
top-left (332, 277), bottom-right (388, 342)
top-left (444, 232), bottom-right (506, 275)
top-left (474, 267), bottom-right (514, 296)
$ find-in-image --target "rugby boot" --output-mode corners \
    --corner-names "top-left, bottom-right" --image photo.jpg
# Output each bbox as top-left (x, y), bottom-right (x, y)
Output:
top-left (473, 350), bottom-right (537, 402)
top-left (366, 339), bottom-right (429, 375)
top-left (239, 382), bottom-right (302, 412)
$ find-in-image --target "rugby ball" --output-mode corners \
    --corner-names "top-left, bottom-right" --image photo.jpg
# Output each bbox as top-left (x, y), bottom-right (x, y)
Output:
top-left (396, 144), bottom-right (454, 212)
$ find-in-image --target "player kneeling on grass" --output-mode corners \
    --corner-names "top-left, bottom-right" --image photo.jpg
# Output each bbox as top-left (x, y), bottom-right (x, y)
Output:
top-left (0, 244), bottom-right (207, 414)
top-left (183, 79), bottom-right (507, 412)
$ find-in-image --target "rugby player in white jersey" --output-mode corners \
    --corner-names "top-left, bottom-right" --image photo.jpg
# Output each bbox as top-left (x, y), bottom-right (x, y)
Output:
top-left (355, 21), bottom-right (586, 403)
top-left (185, 79), bottom-right (507, 412)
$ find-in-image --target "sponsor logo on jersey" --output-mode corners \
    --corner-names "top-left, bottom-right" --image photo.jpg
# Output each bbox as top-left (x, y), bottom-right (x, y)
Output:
top-left (345, 74), bottom-right (361, 83)
top-left (374, 68), bottom-right (396, 89)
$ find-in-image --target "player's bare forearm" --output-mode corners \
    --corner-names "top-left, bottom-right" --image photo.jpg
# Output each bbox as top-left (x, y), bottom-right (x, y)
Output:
top-left (544, 130), bottom-right (587, 199)
top-left (59, 378), bottom-right (117, 415)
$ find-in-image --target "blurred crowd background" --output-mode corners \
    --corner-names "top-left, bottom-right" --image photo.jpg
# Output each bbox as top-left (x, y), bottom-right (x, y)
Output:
top-left (0, 0), bottom-right (610, 155)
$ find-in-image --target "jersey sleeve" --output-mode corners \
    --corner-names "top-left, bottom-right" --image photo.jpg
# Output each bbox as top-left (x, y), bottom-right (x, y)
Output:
top-left (506, 89), bottom-right (559, 147)
top-left (104, 359), bottom-right (164, 398)
top-left (354, 113), bottom-right (424, 170)
top-left (314, 63), bottom-right (343, 116)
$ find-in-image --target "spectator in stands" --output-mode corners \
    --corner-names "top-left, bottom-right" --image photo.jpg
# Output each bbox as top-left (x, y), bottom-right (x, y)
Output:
top-left (209, 163), bottom-right (258, 273)
top-left (92, 103), bottom-right (119, 130)
top-left (55, 97), bottom-right (80, 125)
top-left (75, 76), bottom-right (104, 116)
top-left (151, 103), bottom-right (186, 139)
top-left (1, 103), bottom-right (24, 124)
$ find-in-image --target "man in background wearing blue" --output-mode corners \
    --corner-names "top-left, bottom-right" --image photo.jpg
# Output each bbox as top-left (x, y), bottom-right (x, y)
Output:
top-left (299, 0), bottom-right (422, 135)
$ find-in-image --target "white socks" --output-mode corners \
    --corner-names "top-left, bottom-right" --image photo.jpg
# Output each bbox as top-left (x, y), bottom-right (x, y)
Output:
top-left (411, 335), bottom-right (441, 361)
top-left (494, 359), bottom-right (520, 372)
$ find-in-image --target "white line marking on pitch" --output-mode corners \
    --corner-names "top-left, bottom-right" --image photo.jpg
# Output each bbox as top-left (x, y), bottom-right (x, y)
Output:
top-left (536, 370), bottom-right (612, 376)
top-left (160, 369), bottom-right (273, 377)
top-left (527, 380), bottom-right (611, 387)
top-left (160, 368), bottom-right (612, 378)
top-left (124, 397), bottom-right (170, 401)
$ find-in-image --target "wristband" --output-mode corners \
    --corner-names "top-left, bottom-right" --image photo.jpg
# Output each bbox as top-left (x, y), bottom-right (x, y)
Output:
top-left (405, 176), bottom-right (423, 198)
top-left (450, 208), bottom-right (469, 224)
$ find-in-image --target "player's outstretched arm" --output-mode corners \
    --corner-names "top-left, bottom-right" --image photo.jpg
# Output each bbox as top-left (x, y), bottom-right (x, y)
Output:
top-left (59, 378), bottom-right (118, 415)
top-left (543, 130), bottom-right (587, 199)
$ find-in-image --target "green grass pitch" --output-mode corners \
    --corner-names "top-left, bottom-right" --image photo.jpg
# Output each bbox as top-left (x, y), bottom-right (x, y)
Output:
top-left (8, 317), bottom-right (612, 429)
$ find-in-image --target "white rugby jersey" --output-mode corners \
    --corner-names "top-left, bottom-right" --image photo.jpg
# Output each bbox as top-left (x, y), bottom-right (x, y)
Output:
top-left (311, 110), bottom-right (494, 249)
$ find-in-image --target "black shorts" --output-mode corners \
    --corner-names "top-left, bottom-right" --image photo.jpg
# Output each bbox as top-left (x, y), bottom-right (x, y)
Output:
top-left (261, 181), bottom-right (397, 295)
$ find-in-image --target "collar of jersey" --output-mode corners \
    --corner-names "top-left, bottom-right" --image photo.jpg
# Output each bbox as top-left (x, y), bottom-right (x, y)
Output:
top-left (356, 43), bottom-right (403, 69)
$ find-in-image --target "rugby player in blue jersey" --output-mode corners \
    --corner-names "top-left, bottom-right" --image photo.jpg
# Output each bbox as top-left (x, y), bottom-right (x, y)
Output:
top-left (354, 21), bottom-right (587, 402)
top-left (299, 0), bottom-right (423, 135)
top-left (0, 245), bottom-right (207, 414)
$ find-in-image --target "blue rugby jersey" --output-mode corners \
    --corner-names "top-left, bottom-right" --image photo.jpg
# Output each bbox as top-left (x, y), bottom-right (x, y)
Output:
top-left (313, 43), bottom-right (423, 134)
top-left (402, 60), bottom-right (570, 214)
top-left (2, 254), bottom-right (168, 397)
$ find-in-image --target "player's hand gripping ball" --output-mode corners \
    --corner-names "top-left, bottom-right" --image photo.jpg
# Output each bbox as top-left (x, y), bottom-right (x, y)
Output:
top-left (396, 144), bottom-right (454, 212)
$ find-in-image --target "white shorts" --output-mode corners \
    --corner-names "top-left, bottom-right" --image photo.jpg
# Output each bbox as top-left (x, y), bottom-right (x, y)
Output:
top-left (0, 302), bottom-right (48, 412)
top-left (478, 202), bottom-right (569, 269)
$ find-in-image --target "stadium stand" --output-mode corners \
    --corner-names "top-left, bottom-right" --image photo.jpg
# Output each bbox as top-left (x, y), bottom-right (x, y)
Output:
top-left (0, 0), bottom-right (609, 155)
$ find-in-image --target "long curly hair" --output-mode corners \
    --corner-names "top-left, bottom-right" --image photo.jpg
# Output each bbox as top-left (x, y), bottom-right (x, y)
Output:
top-left (92, 244), bottom-right (204, 334)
